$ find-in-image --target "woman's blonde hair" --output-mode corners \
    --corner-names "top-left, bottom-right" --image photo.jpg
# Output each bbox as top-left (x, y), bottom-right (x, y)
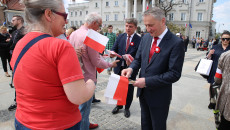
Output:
top-left (20, 0), bottom-right (63, 31)
top-left (0, 26), bottom-right (7, 32)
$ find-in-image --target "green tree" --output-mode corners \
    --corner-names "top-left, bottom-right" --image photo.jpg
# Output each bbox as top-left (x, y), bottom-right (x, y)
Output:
top-left (167, 22), bottom-right (186, 35)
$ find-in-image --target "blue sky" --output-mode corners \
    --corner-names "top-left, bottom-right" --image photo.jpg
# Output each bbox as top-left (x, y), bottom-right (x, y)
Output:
top-left (64, 0), bottom-right (230, 33)
top-left (213, 0), bottom-right (230, 33)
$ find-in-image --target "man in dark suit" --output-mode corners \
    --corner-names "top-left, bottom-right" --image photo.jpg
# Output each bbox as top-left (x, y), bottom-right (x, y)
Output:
top-left (110, 18), bottom-right (141, 118)
top-left (122, 8), bottom-right (185, 130)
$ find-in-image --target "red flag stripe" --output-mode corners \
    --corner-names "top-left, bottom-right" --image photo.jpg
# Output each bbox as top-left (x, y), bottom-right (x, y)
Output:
top-left (113, 76), bottom-right (129, 105)
top-left (84, 36), bottom-right (105, 53)
top-left (215, 73), bottom-right (222, 79)
top-left (96, 68), bottom-right (104, 73)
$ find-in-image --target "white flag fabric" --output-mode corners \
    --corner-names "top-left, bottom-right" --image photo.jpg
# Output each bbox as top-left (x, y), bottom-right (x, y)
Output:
top-left (83, 29), bottom-right (109, 53)
top-left (104, 74), bottom-right (129, 105)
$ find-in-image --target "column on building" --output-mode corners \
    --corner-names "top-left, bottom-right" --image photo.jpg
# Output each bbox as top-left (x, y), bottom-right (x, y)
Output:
top-left (142, 0), bottom-right (146, 13)
top-left (134, 0), bottom-right (137, 18)
top-left (152, 0), bottom-right (155, 7)
top-left (125, 0), bottom-right (129, 18)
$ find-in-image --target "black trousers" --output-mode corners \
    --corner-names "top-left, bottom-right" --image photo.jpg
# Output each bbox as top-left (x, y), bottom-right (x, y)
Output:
top-left (219, 115), bottom-right (230, 130)
top-left (0, 53), bottom-right (11, 72)
top-left (139, 91), bottom-right (169, 130)
top-left (117, 66), bottom-right (134, 110)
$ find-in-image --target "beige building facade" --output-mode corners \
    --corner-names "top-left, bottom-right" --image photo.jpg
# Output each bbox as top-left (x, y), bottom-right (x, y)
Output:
top-left (68, 0), bottom-right (217, 40)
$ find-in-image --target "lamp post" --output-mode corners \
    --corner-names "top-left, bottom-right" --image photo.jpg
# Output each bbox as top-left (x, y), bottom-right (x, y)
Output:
top-left (188, 0), bottom-right (193, 38)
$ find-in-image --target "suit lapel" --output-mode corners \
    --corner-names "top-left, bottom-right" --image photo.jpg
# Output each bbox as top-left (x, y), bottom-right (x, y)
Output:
top-left (145, 35), bottom-right (153, 67)
top-left (147, 30), bottom-right (171, 68)
top-left (123, 34), bottom-right (127, 54)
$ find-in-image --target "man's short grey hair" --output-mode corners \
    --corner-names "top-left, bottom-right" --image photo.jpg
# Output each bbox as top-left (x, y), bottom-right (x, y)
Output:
top-left (85, 12), bottom-right (102, 25)
top-left (143, 7), bottom-right (165, 21)
top-left (125, 18), bottom-right (138, 27)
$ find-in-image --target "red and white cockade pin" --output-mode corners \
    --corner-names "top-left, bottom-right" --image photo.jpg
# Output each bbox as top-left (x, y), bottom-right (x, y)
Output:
top-left (130, 42), bottom-right (134, 46)
top-left (155, 46), bottom-right (160, 53)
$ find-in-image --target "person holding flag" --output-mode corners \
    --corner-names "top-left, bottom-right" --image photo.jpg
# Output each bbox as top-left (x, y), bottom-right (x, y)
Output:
top-left (122, 7), bottom-right (184, 130)
top-left (110, 18), bottom-right (141, 118)
top-left (69, 12), bottom-right (119, 130)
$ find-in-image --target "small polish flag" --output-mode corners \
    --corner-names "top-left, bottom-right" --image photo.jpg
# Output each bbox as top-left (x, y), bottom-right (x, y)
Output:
top-left (146, 3), bottom-right (149, 10)
top-left (104, 74), bottom-right (129, 105)
top-left (185, 23), bottom-right (187, 28)
top-left (215, 68), bottom-right (222, 79)
top-left (122, 54), bottom-right (134, 63)
top-left (84, 29), bottom-right (109, 53)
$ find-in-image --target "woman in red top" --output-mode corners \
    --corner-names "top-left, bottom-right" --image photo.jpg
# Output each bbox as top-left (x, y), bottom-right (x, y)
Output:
top-left (11, 0), bottom-right (96, 129)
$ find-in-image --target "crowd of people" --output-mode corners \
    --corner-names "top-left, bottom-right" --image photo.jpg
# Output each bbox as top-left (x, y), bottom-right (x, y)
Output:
top-left (0, 0), bottom-right (229, 129)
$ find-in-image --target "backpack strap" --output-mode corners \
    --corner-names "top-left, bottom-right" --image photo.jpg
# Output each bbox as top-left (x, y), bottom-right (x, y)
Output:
top-left (13, 34), bottom-right (51, 79)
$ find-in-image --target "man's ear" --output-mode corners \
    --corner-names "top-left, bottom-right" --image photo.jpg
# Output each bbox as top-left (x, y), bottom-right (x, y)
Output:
top-left (44, 9), bottom-right (53, 22)
top-left (161, 17), bottom-right (166, 25)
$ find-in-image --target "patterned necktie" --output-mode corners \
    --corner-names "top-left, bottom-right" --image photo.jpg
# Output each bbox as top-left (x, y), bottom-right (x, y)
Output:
top-left (149, 37), bottom-right (159, 63)
top-left (125, 35), bottom-right (131, 52)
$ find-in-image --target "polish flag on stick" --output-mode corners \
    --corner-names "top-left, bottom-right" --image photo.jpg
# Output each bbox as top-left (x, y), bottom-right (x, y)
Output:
top-left (104, 74), bottom-right (129, 105)
top-left (84, 29), bottom-right (109, 53)
top-left (215, 68), bottom-right (222, 79)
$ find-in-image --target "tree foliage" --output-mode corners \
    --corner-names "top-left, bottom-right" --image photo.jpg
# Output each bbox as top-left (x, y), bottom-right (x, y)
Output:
top-left (167, 22), bottom-right (186, 35)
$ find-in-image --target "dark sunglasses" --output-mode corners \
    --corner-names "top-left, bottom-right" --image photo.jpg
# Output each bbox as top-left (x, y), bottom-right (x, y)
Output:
top-left (221, 38), bottom-right (230, 41)
top-left (52, 10), bottom-right (68, 21)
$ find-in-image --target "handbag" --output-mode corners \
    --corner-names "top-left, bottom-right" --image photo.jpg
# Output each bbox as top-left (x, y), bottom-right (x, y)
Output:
top-left (10, 34), bottom-right (51, 88)
top-left (195, 58), bottom-right (213, 79)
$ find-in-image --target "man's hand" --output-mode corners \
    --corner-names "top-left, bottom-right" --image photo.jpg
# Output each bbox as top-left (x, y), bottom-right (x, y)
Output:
top-left (109, 51), bottom-right (117, 58)
top-left (126, 60), bottom-right (131, 66)
top-left (75, 47), bottom-right (86, 57)
top-left (111, 60), bottom-right (120, 68)
top-left (133, 78), bottom-right (146, 88)
top-left (121, 68), bottom-right (133, 78)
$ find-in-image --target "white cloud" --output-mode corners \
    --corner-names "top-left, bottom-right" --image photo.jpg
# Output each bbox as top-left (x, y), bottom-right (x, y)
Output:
top-left (213, 1), bottom-right (230, 33)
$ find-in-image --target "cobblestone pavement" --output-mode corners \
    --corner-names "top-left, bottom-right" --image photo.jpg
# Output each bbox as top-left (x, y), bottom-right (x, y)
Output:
top-left (0, 48), bottom-right (216, 130)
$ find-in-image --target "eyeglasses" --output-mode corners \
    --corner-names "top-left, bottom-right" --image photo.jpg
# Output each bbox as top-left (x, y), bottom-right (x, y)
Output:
top-left (221, 38), bottom-right (230, 41)
top-left (52, 10), bottom-right (68, 21)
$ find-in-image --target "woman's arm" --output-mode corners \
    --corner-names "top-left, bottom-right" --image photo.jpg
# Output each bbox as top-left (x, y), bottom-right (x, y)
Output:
top-left (63, 79), bottom-right (96, 105)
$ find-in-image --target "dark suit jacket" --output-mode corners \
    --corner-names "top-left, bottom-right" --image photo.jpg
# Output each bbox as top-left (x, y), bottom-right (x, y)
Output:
top-left (112, 33), bottom-right (141, 79)
top-left (130, 30), bottom-right (185, 107)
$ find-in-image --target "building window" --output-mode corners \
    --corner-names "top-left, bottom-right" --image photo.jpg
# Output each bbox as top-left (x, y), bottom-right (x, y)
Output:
top-left (182, 0), bottom-right (187, 3)
top-left (199, 0), bottom-right (204, 2)
top-left (86, 11), bottom-right (88, 15)
top-left (131, 14), bottom-right (134, 18)
top-left (181, 13), bottom-right (186, 21)
top-left (95, 3), bottom-right (98, 7)
top-left (197, 13), bottom-right (203, 21)
top-left (80, 21), bottom-right (83, 26)
top-left (123, 1), bottom-right (126, 6)
top-left (196, 31), bottom-right (200, 38)
top-left (71, 12), bottom-right (73, 17)
top-left (75, 21), bottom-right (78, 26)
top-left (106, 15), bottom-right (109, 21)
top-left (71, 21), bottom-right (74, 26)
top-left (168, 13), bottom-right (174, 21)
top-left (115, 1), bottom-right (118, 6)
top-left (114, 14), bottom-right (118, 21)
top-left (80, 11), bottom-right (82, 16)
top-left (124, 14), bottom-right (126, 20)
top-left (75, 11), bottom-right (77, 16)
top-left (106, 1), bottom-right (109, 7)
